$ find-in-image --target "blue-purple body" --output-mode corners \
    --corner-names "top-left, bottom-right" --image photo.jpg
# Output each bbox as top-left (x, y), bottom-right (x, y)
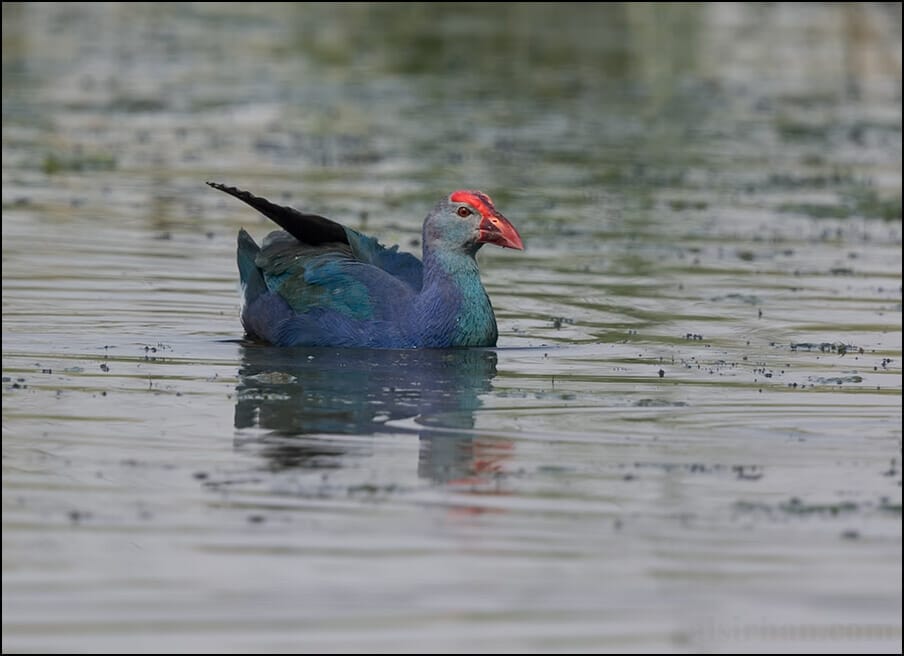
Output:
top-left (215, 183), bottom-right (523, 349)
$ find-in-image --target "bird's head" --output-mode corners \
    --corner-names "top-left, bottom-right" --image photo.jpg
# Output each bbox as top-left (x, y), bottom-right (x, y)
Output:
top-left (424, 190), bottom-right (524, 254)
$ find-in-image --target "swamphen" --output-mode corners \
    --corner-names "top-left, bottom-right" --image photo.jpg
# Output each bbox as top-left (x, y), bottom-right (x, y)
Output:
top-left (208, 182), bottom-right (524, 348)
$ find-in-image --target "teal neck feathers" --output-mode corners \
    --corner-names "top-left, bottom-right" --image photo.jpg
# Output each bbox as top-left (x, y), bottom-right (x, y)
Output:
top-left (417, 246), bottom-right (498, 347)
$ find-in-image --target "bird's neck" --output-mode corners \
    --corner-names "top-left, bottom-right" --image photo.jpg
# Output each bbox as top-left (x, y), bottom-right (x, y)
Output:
top-left (415, 244), bottom-right (498, 347)
top-left (422, 242), bottom-right (480, 286)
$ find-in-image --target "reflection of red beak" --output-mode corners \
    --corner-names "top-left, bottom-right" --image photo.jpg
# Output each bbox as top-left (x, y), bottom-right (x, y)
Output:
top-left (446, 437), bottom-right (515, 492)
top-left (477, 212), bottom-right (524, 250)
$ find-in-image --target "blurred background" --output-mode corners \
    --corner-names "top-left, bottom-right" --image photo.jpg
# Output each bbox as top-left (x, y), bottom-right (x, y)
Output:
top-left (2, 3), bottom-right (902, 653)
top-left (3, 3), bottom-right (901, 229)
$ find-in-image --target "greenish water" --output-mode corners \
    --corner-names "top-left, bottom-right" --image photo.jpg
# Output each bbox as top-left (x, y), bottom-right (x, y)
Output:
top-left (2, 3), bottom-right (901, 653)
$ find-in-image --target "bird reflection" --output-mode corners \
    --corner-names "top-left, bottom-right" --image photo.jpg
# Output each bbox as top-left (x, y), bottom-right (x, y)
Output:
top-left (234, 344), bottom-right (506, 483)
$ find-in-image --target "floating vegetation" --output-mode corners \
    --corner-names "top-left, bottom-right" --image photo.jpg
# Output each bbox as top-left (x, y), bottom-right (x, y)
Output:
top-left (778, 187), bottom-right (902, 222)
top-left (790, 342), bottom-right (862, 355)
top-left (43, 150), bottom-right (117, 174)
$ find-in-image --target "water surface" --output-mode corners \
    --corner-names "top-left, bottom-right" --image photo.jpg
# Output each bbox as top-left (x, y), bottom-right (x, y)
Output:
top-left (2, 3), bottom-right (902, 653)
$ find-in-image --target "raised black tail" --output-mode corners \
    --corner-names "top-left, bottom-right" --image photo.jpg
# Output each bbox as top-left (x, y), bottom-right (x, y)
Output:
top-left (208, 182), bottom-right (349, 246)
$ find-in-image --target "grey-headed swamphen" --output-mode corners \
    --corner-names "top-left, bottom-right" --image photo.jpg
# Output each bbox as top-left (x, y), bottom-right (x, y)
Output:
top-left (208, 183), bottom-right (524, 348)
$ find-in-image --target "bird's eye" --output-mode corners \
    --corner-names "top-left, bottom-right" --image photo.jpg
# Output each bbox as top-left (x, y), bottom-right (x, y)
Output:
top-left (456, 206), bottom-right (472, 218)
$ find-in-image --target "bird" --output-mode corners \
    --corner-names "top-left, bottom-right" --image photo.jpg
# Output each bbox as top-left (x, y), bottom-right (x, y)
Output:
top-left (207, 182), bottom-right (524, 348)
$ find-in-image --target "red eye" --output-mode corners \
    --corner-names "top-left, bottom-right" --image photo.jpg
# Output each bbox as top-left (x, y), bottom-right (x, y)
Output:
top-left (456, 206), bottom-right (472, 218)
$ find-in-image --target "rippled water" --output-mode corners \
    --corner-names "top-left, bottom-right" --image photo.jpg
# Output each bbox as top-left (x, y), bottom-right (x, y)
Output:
top-left (2, 3), bottom-right (902, 653)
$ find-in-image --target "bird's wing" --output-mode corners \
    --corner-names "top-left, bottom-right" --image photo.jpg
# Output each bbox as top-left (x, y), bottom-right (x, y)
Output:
top-left (344, 228), bottom-right (423, 292)
top-left (255, 231), bottom-right (414, 322)
top-left (210, 182), bottom-right (423, 290)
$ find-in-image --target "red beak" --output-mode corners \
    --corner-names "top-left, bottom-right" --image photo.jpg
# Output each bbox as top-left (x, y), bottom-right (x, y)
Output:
top-left (477, 212), bottom-right (524, 250)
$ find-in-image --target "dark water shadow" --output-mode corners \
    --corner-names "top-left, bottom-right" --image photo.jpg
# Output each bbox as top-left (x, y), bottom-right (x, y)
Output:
top-left (234, 344), bottom-right (505, 483)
